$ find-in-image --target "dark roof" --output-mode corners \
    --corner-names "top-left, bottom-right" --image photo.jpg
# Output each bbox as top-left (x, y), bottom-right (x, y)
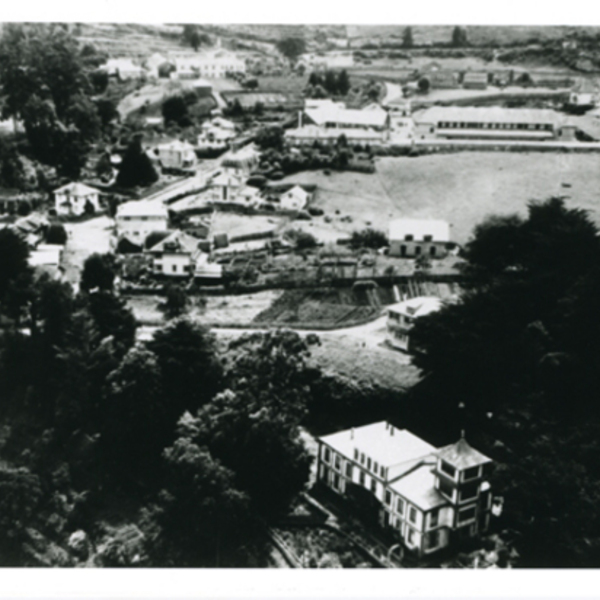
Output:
top-left (436, 437), bottom-right (492, 469)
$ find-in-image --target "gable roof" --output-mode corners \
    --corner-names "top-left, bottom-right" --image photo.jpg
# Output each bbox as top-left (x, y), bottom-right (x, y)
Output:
top-left (437, 437), bottom-right (492, 469)
top-left (415, 106), bottom-right (565, 127)
top-left (146, 230), bottom-right (202, 255)
top-left (389, 462), bottom-right (447, 510)
top-left (305, 105), bottom-right (388, 129)
top-left (54, 182), bottom-right (99, 197)
top-left (387, 296), bottom-right (444, 319)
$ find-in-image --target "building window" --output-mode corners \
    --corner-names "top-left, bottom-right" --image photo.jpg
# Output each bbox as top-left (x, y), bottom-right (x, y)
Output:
top-left (427, 529), bottom-right (440, 550)
top-left (374, 461), bottom-right (378, 473)
top-left (397, 497), bottom-right (404, 515)
top-left (360, 453), bottom-right (365, 465)
top-left (463, 466), bottom-right (480, 481)
top-left (354, 448), bottom-right (359, 461)
top-left (460, 482), bottom-right (479, 502)
top-left (458, 506), bottom-right (477, 524)
top-left (415, 246), bottom-right (422, 256)
top-left (359, 470), bottom-right (365, 486)
top-left (371, 478), bottom-right (378, 495)
top-left (440, 460), bottom-right (456, 478)
top-left (334, 454), bottom-right (341, 471)
top-left (333, 473), bottom-right (340, 491)
top-left (439, 478), bottom-right (453, 500)
top-left (381, 466), bottom-right (387, 479)
top-left (404, 234), bottom-right (414, 241)
top-left (430, 246), bottom-right (436, 257)
top-left (430, 509), bottom-right (439, 528)
top-left (323, 447), bottom-right (331, 463)
top-left (346, 463), bottom-right (353, 478)
top-left (367, 457), bottom-right (372, 471)
top-left (409, 506), bottom-right (417, 524)
top-left (385, 490), bottom-right (392, 506)
top-left (423, 234), bottom-right (433, 242)
top-left (407, 528), bottom-right (415, 545)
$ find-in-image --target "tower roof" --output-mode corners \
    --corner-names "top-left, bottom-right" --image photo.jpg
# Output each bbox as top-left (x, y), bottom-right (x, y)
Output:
top-left (436, 437), bottom-right (492, 470)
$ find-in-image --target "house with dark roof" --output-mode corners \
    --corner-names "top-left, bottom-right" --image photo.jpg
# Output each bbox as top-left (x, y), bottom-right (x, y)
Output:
top-left (462, 71), bottom-right (488, 90)
top-left (317, 422), bottom-right (494, 557)
top-left (146, 230), bottom-right (204, 277)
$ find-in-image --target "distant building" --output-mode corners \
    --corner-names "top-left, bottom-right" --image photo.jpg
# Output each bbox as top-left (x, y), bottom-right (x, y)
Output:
top-left (462, 72), bottom-right (488, 90)
top-left (157, 140), bottom-right (197, 170)
top-left (428, 71), bottom-right (460, 89)
top-left (115, 201), bottom-right (169, 242)
top-left (388, 219), bottom-right (451, 259)
top-left (171, 51), bottom-right (246, 79)
top-left (146, 230), bottom-right (203, 277)
top-left (220, 145), bottom-right (261, 176)
top-left (101, 58), bottom-right (145, 80)
top-left (569, 79), bottom-right (598, 107)
top-left (197, 117), bottom-right (237, 152)
top-left (280, 185), bottom-right (310, 211)
top-left (317, 422), bottom-right (494, 557)
top-left (413, 106), bottom-right (577, 141)
top-left (54, 182), bottom-right (100, 217)
top-left (386, 296), bottom-right (444, 352)
top-left (285, 125), bottom-right (384, 147)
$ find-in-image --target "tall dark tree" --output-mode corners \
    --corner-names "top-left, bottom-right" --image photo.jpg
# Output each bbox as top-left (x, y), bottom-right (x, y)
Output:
top-left (402, 26), bottom-right (414, 49)
top-left (276, 37), bottom-right (306, 63)
top-left (116, 137), bottom-right (159, 188)
top-left (0, 229), bottom-right (31, 303)
top-left (451, 26), bottom-right (469, 47)
top-left (337, 70), bottom-right (351, 96)
top-left (80, 253), bottom-right (117, 293)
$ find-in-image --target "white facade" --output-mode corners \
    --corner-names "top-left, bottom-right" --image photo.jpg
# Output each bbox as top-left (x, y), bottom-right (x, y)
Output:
top-left (388, 219), bottom-right (451, 259)
top-left (172, 52), bottom-right (246, 79)
top-left (317, 422), bottom-right (494, 557)
top-left (115, 201), bottom-right (169, 242)
top-left (54, 183), bottom-right (100, 217)
top-left (280, 185), bottom-right (310, 211)
top-left (157, 140), bottom-right (197, 170)
top-left (386, 296), bottom-right (444, 352)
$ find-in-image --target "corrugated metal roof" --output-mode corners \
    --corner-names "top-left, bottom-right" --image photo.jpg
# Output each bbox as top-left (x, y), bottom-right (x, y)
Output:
top-left (416, 106), bottom-right (566, 126)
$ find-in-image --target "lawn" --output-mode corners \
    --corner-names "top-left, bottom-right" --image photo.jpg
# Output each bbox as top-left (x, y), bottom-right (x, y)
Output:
top-left (282, 153), bottom-right (600, 245)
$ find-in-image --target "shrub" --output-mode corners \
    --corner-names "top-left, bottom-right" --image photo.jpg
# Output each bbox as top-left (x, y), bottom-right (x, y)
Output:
top-left (45, 224), bottom-right (68, 245)
top-left (350, 228), bottom-right (388, 250)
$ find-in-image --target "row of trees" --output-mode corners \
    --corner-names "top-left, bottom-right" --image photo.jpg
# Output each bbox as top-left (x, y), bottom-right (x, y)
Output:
top-left (307, 70), bottom-right (351, 97)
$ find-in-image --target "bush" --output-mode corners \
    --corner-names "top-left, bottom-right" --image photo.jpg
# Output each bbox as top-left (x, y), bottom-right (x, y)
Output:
top-left (286, 229), bottom-right (318, 251)
top-left (350, 228), bottom-right (388, 250)
top-left (308, 207), bottom-right (324, 217)
top-left (45, 224), bottom-right (68, 245)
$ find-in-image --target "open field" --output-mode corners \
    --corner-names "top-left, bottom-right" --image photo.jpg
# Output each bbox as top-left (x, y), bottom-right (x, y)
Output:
top-left (211, 212), bottom-right (288, 239)
top-left (281, 153), bottom-right (600, 244)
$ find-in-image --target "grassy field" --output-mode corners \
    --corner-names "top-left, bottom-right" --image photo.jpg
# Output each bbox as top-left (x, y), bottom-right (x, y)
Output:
top-left (282, 153), bottom-right (600, 245)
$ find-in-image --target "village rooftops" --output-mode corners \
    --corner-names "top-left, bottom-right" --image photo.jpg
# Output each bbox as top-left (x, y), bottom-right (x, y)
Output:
top-left (54, 182), bottom-right (99, 196)
top-left (116, 201), bottom-right (168, 218)
top-left (437, 437), bottom-right (493, 470)
top-left (320, 422), bottom-right (437, 475)
top-left (387, 296), bottom-right (444, 319)
top-left (389, 218), bottom-right (450, 242)
top-left (157, 140), bottom-right (196, 152)
top-left (286, 125), bottom-right (383, 142)
top-left (388, 462), bottom-right (447, 511)
top-left (415, 106), bottom-right (567, 127)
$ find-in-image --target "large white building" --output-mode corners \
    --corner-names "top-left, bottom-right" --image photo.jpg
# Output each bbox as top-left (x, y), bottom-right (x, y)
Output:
top-left (156, 140), bottom-right (197, 170)
top-left (413, 106), bottom-right (577, 142)
top-left (388, 219), bottom-right (451, 259)
top-left (115, 201), bottom-right (169, 243)
top-left (171, 51), bottom-right (246, 79)
top-left (317, 422), bottom-right (494, 557)
top-left (54, 183), bottom-right (100, 217)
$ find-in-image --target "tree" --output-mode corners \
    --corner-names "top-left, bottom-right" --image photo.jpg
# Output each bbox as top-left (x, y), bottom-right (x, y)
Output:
top-left (147, 319), bottom-right (223, 416)
top-left (350, 228), bottom-right (388, 250)
top-left (160, 284), bottom-right (189, 320)
top-left (451, 26), bottom-right (469, 47)
top-left (162, 95), bottom-right (189, 126)
top-left (324, 70), bottom-right (338, 95)
top-left (45, 224), bottom-right (68, 245)
top-left (95, 99), bottom-right (119, 129)
top-left (100, 347), bottom-right (166, 481)
top-left (417, 76), bottom-right (431, 94)
top-left (182, 25), bottom-right (202, 51)
top-left (0, 467), bottom-right (43, 564)
top-left (337, 70), bottom-right (351, 96)
top-left (0, 229), bottom-right (31, 302)
top-left (402, 27), bottom-right (414, 49)
top-left (116, 136), bottom-right (159, 188)
top-left (308, 72), bottom-right (322, 87)
top-left (276, 37), bottom-right (306, 63)
top-left (143, 439), bottom-right (257, 566)
top-left (80, 253), bottom-right (117, 293)
top-left (255, 126), bottom-right (284, 152)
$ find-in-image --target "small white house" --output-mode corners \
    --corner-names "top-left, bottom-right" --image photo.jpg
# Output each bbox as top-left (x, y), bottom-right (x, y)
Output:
top-left (569, 79), bottom-right (598, 107)
top-left (102, 58), bottom-right (145, 81)
top-left (386, 296), bottom-right (444, 352)
top-left (389, 219), bottom-right (451, 259)
top-left (115, 201), bottom-right (169, 242)
top-left (220, 144), bottom-right (261, 177)
top-left (146, 230), bottom-right (202, 277)
top-left (157, 140), bottom-right (197, 170)
top-left (54, 183), bottom-right (100, 217)
top-left (280, 185), bottom-right (310, 211)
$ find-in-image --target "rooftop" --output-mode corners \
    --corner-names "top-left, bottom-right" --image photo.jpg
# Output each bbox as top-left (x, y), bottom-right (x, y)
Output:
top-left (416, 106), bottom-right (566, 126)
top-left (389, 218), bottom-right (450, 242)
top-left (387, 296), bottom-right (444, 319)
top-left (319, 422), bottom-right (436, 472)
top-left (116, 200), bottom-right (168, 218)
top-left (437, 437), bottom-right (493, 469)
top-left (146, 230), bottom-right (202, 255)
top-left (389, 462), bottom-right (447, 510)
top-left (54, 182), bottom-right (99, 197)
top-left (305, 105), bottom-right (388, 129)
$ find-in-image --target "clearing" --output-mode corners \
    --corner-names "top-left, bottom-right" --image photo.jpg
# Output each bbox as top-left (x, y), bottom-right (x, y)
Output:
top-left (282, 153), bottom-right (600, 244)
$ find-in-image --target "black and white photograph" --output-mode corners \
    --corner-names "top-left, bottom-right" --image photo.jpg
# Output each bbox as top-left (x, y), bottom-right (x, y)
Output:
top-left (1, 7), bottom-right (600, 592)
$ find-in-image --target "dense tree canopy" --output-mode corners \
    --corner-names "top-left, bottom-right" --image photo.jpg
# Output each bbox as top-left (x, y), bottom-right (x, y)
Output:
top-left (116, 137), bottom-right (159, 188)
top-left (276, 37), bottom-right (306, 62)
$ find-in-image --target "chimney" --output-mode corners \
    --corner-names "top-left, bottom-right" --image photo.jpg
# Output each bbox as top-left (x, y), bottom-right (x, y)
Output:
top-left (350, 428), bottom-right (354, 440)
top-left (390, 425), bottom-right (395, 437)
